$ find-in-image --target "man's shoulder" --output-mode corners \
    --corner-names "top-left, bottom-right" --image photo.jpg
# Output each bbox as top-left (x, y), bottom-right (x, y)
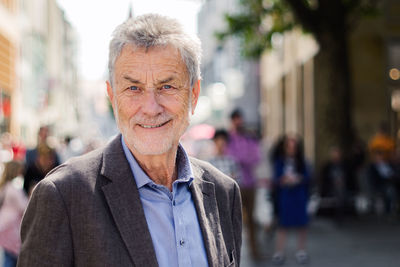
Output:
top-left (43, 146), bottom-right (105, 187)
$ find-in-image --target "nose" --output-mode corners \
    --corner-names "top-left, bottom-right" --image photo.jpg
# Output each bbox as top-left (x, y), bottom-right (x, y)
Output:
top-left (141, 90), bottom-right (163, 116)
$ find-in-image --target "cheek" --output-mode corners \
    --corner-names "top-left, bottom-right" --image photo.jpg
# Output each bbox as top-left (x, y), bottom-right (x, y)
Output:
top-left (159, 92), bottom-right (190, 114)
top-left (115, 96), bottom-right (137, 116)
top-left (177, 91), bottom-right (191, 110)
top-left (176, 97), bottom-right (191, 119)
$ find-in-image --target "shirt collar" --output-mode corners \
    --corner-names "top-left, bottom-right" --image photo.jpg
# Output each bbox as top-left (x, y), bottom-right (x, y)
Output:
top-left (121, 136), bottom-right (194, 189)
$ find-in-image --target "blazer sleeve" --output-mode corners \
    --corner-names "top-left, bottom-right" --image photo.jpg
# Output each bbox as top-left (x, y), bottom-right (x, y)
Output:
top-left (231, 182), bottom-right (242, 265)
top-left (17, 179), bottom-right (73, 267)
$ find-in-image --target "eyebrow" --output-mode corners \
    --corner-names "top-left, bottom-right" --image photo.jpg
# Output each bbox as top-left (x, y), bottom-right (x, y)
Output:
top-left (123, 75), bottom-right (181, 87)
top-left (157, 77), bottom-right (175, 84)
top-left (123, 75), bottom-right (143, 84)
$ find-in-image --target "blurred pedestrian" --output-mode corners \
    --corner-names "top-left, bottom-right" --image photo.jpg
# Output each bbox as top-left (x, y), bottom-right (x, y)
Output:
top-left (23, 143), bottom-right (57, 195)
top-left (368, 122), bottom-right (395, 161)
top-left (17, 14), bottom-right (242, 267)
top-left (209, 129), bottom-right (241, 182)
top-left (0, 161), bottom-right (28, 267)
top-left (270, 134), bottom-right (311, 265)
top-left (0, 133), bottom-right (26, 162)
top-left (0, 133), bottom-right (14, 164)
top-left (226, 108), bottom-right (261, 259)
top-left (391, 149), bottom-right (400, 214)
top-left (25, 126), bottom-right (60, 168)
top-left (366, 149), bottom-right (397, 216)
top-left (347, 131), bottom-right (366, 196)
top-left (319, 146), bottom-right (350, 222)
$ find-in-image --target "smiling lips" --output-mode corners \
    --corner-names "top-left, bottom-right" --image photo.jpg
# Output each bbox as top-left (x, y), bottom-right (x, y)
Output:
top-left (138, 120), bottom-right (171, 129)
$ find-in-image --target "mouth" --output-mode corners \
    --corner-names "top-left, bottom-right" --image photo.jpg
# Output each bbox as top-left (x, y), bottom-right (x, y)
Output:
top-left (138, 120), bottom-right (171, 129)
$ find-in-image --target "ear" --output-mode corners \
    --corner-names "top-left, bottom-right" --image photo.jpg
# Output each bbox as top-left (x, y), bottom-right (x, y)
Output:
top-left (106, 80), bottom-right (114, 104)
top-left (190, 79), bottom-right (201, 115)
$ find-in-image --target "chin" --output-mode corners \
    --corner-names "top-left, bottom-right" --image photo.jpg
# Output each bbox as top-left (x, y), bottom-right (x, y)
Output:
top-left (126, 133), bottom-right (175, 156)
top-left (133, 142), bottom-right (173, 155)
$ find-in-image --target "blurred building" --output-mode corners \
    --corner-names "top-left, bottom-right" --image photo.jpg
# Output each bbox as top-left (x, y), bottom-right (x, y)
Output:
top-left (197, 0), bottom-right (260, 132)
top-left (260, 0), bottom-right (400, 165)
top-left (18, 0), bottom-right (79, 146)
top-left (0, 0), bottom-right (18, 136)
top-left (78, 80), bottom-right (118, 143)
top-left (260, 30), bottom-right (317, 161)
top-left (381, 0), bottom-right (400, 145)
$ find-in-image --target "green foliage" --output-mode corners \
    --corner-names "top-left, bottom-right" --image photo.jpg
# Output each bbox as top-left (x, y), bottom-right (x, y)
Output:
top-left (216, 0), bottom-right (295, 58)
top-left (217, 0), bottom-right (381, 58)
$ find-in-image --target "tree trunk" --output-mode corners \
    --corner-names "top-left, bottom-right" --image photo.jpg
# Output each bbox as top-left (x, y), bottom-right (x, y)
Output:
top-left (314, 30), bottom-right (354, 163)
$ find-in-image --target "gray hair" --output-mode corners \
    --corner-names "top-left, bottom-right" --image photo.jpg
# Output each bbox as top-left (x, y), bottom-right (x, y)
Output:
top-left (108, 13), bottom-right (202, 87)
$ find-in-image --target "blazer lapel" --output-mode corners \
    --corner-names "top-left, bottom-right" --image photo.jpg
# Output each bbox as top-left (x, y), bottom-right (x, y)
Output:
top-left (190, 160), bottom-right (229, 267)
top-left (100, 135), bottom-right (158, 266)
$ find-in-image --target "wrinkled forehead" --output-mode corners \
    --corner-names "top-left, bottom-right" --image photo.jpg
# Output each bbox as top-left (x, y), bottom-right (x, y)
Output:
top-left (117, 44), bottom-right (184, 66)
top-left (115, 45), bottom-right (187, 74)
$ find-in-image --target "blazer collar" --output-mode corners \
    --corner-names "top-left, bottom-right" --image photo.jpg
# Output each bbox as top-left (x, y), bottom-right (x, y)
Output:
top-left (99, 135), bottom-right (228, 267)
top-left (190, 159), bottom-right (229, 267)
top-left (100, 134), bottom-right (158, 266)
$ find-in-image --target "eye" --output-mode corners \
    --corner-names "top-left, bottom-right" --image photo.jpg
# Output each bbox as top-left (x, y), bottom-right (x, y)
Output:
top-left (128, 85), bottom-right (139, 91)
top-left (161, 85), bottom-right (173, 90)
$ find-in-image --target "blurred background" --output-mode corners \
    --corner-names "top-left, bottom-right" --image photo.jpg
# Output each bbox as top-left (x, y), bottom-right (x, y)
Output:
top-left (0, 0), bottom-right (400, 266)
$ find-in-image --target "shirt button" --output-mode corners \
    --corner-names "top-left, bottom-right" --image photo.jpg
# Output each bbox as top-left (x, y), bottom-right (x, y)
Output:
top-left (179, 239), bottom-right (185, 246)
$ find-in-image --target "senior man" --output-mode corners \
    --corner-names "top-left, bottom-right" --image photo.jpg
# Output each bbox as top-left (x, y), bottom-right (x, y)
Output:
top-left (17, 14), bottom-right (242, 267)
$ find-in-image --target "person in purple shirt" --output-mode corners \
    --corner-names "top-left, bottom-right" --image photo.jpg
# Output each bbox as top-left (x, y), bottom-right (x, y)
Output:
top-left (227, 109), bottom-right (261, 259)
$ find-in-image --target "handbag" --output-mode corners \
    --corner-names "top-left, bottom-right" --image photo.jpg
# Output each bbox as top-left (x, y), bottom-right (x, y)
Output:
top-left (253, 187), bottom-right (273, 227)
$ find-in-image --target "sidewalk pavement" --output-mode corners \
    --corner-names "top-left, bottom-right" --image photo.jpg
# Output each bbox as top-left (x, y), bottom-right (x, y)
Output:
top-left (241, 216), bottom-right (400, 267)
top-left (3, 216), bottom-right (399, 266)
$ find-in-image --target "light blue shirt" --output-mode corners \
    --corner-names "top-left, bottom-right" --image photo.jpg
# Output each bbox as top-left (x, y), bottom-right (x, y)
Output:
top-left (121, 138), bottom-right (209, 267)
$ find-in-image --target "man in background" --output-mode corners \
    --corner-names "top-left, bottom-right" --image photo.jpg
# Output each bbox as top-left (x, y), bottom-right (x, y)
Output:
top-left (227, 109), bottom-right (261, 259)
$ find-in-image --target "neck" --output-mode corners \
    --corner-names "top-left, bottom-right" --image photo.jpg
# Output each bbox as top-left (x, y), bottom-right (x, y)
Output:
top-left (216, 150), bottom-right (225, 156)
top-left (131, 148), bottom-right (178, 191)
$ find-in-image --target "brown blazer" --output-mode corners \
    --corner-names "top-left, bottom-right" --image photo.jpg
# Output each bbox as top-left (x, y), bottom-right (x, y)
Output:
top-left (17, 135), bottom-right (242, 267)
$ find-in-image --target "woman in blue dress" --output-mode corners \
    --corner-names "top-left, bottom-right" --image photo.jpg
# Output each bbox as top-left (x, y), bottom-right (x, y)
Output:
top-left (270, 134), bottom-right (311, 265)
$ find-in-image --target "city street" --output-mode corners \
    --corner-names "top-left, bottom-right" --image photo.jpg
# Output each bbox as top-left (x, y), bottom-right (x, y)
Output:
top-left (1, 216), bottom-right (399, 265)
top-left (241, 216), bottom-right (400, 267)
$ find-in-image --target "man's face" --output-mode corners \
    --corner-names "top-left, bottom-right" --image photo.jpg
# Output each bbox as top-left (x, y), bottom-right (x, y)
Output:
top-left (107, 45), bottom-right (200, 156)
top-left (232, 116), bottom-right (243, 131)
top-left (214, 137), bottom-right (227, 155)
top-left (38, 127), bottom-right (49, 143)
